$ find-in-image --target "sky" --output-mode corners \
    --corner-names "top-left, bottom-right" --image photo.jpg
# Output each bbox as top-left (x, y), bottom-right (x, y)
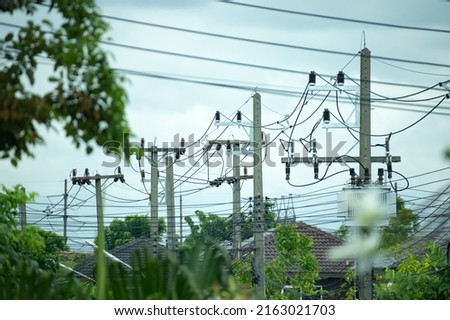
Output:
top-left (1, 0), bottom-right (450, 251)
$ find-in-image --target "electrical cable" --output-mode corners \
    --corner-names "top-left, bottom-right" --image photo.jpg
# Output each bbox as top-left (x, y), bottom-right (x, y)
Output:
top-left (221, 1), bottom-right (450, 35)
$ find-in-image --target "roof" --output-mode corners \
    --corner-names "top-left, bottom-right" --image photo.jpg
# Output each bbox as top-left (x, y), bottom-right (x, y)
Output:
top-left (374, 212), bottom-right (450, 270)
top-left (76, 237), bottom-right (166, 279)
top-left (240, 222), bottom-right (351, 277)
top-left (76, 223), bottom-right (351, 280)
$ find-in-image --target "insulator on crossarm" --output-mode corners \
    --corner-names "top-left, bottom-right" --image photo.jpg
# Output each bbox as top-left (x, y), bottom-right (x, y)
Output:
top-left (244, 166), bottom-right (248, 175)
top-left (323, 108), bottom-right (330, 124)
top-left (387, 162), bottom-right (393, 179)
top-left (237, 111), bottom-right (242, 122)
top-left (377, 168), bottom-right (384, 185)
top-left (364, 168), bottom-right (370, 185)
top-left (314, 162), bottom-right (319, 179)
top-left (309, 71), bottom-right (316, 86)
top-left (140, 138), bottom-right (145, 148)
top-left (215, 111), bottom-right (220, 123)
top-left (349, 168), bottom-right (356, 186)
top-left (285, 162), bottom-right (290, 181)
top-left (140, 169), bottom-right (145, 179)
top-left (226, 140), bottom-right (231, 156)
top-left (180, 137), bottom-right (186, 155)
top-left (337, 71), bottom-right (345, 86)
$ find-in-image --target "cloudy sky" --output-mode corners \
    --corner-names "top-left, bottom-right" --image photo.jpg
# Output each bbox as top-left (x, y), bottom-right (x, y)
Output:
top-left (1, 0), bottom-right (449, 250)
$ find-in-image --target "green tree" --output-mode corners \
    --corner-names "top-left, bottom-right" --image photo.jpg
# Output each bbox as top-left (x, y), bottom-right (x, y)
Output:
top-left (375, 242), bottom-right (450, 299)
top-left (0, 185), bottom-right (90, 299)
top-left (233, 224), bottom-right (320, 299)
top-left (184, 201), bottom-right (277, 248)
top-left (334, 196), bottom-right (419, 249)
top-left (104, 215), bottom-right (166, 250)
top-left (0, 0), bottom-right (130, 166)
top-left (380, 197), bottom-right (419, 249)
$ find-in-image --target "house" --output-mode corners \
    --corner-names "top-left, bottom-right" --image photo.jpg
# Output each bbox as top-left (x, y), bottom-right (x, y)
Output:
top-left (76, 237), bottom-right (166, 280)
top-left (75, 223), bottom-right (352, 298)
top-left (238, 222), bottom-right (352, 299)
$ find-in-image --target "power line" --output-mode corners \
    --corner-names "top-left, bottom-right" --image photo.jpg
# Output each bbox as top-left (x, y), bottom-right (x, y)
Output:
top-left (221, 1), bottom-right (450, 35)
top-left (91, 17), bottom-right (450, 68)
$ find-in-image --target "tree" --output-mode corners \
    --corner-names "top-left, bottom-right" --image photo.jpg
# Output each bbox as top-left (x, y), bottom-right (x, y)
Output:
top-left (0, 0), bottom-right (130, 166)
top-left (104, 215), bottom-right (166, 250)
top-left (184, 204), bottom-right (277, 248)
top-left (233, 224), bottom-right (320, 299)
top-left (0, 185), bottom-right (90, 299)
top-left (333, 196), bottom-right (419, 249)
top-left (380, 197), bottom-right (419, 249)
top-left (375, 242), bottom-right (450, 299)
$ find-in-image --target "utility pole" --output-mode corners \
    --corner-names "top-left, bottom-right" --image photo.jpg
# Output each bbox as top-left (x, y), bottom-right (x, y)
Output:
top-left (232, 146), bottom-right (242, 259)
top-left (142, 142), bottom-right (185, 255)
top-left (166, 156), bottom-right (176, 254)
top-left (253, 92), bottom-right (265, 298)
top-left (179, 194), bottom-right (183, 245)
top-left (280, 48), bottom-right (400, 300)
top-left (208, 139), bottom-right (253, 259)
top-left (71, 170), bottom-right (125, 300)
top-left (150, 149), bottom-right (159, 254)
top-left (63, 179), bottom-right (68, 245)
top-left (19, 186), bottom-right (26, 232)
top-left (358, 47), bottom-right (373, 300)
top-left (359, 47), bottom-right (371, 180)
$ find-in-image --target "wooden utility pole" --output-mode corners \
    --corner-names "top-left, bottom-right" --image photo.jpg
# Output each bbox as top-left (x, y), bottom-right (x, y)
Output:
top-left (253, 92), bottom-right (265, 298)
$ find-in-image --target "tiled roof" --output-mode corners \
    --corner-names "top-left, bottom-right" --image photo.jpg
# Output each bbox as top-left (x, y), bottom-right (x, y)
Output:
top-left (241, 222), bottom-right (351, 277)
top-left (76, 237), bottom-right (165, 279)
top-left (76, 224), bottom-right (351, 280)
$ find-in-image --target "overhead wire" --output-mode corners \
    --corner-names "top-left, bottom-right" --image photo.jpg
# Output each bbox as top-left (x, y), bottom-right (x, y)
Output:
top-left (220, 1), bottom-right (450, 35)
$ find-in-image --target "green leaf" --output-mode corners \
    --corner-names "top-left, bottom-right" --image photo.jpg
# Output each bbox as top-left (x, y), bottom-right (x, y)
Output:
top-left (4, 32), bottom-right (14, 42)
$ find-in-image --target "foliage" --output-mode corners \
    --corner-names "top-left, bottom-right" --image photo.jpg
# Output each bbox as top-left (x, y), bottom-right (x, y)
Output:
top-left (106, 241), bottom-right (247, 299)
top-left (184, 203), bottom-right (277, 247)
top-left (232, 224), bottom-right (320, 299)
top-left (375, 242), bottom-right (450, 299)
top-left (333, 197), bottom-right (419, 249)
top-left (0, 0), bottom-right (130, 166)
top-left (0, 184), bottom-right (90, 299)
top-left (333, 224), bottom-right (349, 240)
top-left (380, 197), bottom-right (419, 249)
top-left (104, 215), bottom-right (166, 250)
top-left (340, 268), bottom-right (357, 300)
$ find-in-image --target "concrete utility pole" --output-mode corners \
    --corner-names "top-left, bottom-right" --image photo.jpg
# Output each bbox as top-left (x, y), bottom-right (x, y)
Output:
top-left (232, 147), bottom-right (242, 259)
top-left (63, 179), bottom-right (68, 245)
top-left (280, 48), bottom-right (401, 300)
top-left (166, 155), bottom-right (176, 254)
top-left (359, 47), bottom-right (372, 180)
top-left (150, 149), bottom-right (159, 254)
top-left (71, 171), bottom-right (125, 300)
top-left (208, 139), bottom-right (253, 259)
top-left (358, 47), bottom-right (373, 300)
top-left (252, 92), bottom-right (266, 298)
top-left (142, 143), bottom-right (186, 254)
